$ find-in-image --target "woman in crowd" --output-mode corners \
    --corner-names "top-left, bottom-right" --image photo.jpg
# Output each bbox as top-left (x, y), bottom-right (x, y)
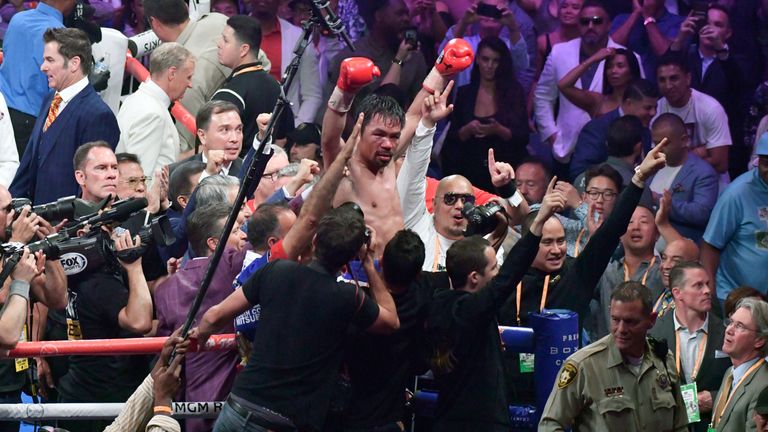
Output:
top-left (557, 47), bottom-right (641, 118)
top-left (120, 0), bottom-right (147, 37)
top-left (534, 0), bottom-right (582, 79)
top-left (442, 36), bottom-right (529, 191)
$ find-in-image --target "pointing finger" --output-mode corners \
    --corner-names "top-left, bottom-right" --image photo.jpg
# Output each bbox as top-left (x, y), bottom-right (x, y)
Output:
top-left (487, 148), bottom-right (496, 172)
top-left (546, 175), bottom-right (558, 195)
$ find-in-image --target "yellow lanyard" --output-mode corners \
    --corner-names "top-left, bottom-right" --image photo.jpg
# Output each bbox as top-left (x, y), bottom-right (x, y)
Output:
top-left (574, 229), bottom-right (586, 257)
top-left (516, 275), bottom-right (550, 325)
top-left (713, 359), bottom-right (765, 427)
top-left (232, 65), bottom-right (264, 77)
top-left (623, 256), bottom-right (657, 285)
top-left (653, 291), bottom-right (668, 313)
top-left (674, 330), bottom-right (708, 380)
top-left (432, 236), bottom-right (441, 272)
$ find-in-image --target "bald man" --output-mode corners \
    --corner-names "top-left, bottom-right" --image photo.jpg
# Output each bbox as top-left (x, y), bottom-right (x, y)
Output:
top-left (655, 237), bottom-right (700, 317)
top-left (400, 171), bottom-right (507, 271)
top-left (648, 113), bottom-right (718, 242)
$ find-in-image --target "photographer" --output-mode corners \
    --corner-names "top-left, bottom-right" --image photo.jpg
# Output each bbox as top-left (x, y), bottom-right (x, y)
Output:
top-left (55, 229), bottom-right (154, 432)
top-left (0, 184), bottom-right (67, 432)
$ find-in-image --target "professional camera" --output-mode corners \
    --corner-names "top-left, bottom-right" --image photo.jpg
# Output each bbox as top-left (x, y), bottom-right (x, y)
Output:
top-left (10, 196), bottom-right (77, 225)
top-left (461, 201), bottom-right (506, 237)
top-left (0, 198), bottom-right (175, 283)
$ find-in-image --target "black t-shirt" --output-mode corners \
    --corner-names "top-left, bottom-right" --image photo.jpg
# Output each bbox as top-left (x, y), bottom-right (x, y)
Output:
top-left (343, 272), bottom-right (449, 428)
top-left (232, 260), bottom-right (379, 432)
top-left (425, 233), bottom-right (541, 432)
top-left (57, 271), bottom-right (149, 402)
top-left (212, 63), bottom-right (295, 157)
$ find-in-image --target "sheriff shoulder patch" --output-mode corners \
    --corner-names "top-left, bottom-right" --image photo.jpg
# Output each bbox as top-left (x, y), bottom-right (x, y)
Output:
top-left (557, 361), bottom-right (578, 389)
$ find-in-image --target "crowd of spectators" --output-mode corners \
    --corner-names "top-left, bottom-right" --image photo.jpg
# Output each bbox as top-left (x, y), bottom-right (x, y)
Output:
top-left (0, 0), bottom-right (767, 431)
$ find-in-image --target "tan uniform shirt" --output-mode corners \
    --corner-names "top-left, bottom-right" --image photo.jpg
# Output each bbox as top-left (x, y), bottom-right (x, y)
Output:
top-left (539, 334), bottom-right (689, 432)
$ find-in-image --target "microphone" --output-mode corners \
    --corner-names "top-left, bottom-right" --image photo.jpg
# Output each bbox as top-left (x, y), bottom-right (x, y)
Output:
top-left (310, 0), bottom-right (355, 51)
top-left (127, 30), bottom-right (163, 58)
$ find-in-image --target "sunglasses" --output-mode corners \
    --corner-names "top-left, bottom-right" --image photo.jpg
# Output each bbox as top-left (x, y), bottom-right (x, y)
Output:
top-left (441, 193), bottom-right (475, 206)
top-left (579, 16), bottom-right (605, 26)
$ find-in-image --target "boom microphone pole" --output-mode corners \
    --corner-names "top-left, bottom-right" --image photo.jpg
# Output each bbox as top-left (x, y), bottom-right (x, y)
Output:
top-left (172, 5), bottom-right (355, 358)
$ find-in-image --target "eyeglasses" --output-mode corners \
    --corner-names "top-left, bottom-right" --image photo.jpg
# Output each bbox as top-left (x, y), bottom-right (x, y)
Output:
top-left (724, 318), bottom-right (758, 333)
top-left (585, 189), bottom-right (617, 201)
top-left (579, 16), bottom-right (605, 26)
top-left (262, 164), bottom-right (300, 182)
top-left (121, 176), bottom-right (151, 188)
top-left (441, 193), bottom-right (476, 206)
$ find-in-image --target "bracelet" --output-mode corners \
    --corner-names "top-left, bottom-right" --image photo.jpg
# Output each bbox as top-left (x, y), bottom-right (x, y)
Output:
top-left (153, 405), bottom-right (173, 415)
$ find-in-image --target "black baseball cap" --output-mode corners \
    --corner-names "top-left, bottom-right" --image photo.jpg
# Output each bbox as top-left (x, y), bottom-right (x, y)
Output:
top-left (287, 122), bottom-right (322, 146)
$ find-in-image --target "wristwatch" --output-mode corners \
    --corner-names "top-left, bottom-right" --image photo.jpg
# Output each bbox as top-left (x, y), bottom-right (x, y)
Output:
top-left (392, 57), bottom-right (404, 66)
top-left (643, 16), bottom-right (657, 26)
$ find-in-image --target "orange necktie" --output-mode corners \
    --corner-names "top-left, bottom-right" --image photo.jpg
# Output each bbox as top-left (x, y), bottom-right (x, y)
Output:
top-left (44, 93), bottom-right (63, 131)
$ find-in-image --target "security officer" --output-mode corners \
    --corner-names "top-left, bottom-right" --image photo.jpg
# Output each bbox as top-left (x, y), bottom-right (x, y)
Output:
top-left (539, 281), bottom-right (689, 431)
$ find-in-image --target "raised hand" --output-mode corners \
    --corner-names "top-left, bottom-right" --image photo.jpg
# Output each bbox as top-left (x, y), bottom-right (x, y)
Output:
top-left (487, 148), bottom-right (515, 188)
top-left (341, 113), bottom-right (364, 160)
top-left (634, 137), bottom-right (668, 185)
top-left (538, 177), bottom-right (568, 221)
top-left (655, 189), bottom-right (672, 227)
top-left (586, 201), bottom-right (604, 234)
top-left (424, 38), bottom-right (474, 93)
top-left (205, 149), bottom-right (229, 176)
top-left (554, 180), bottom-right (582, 209)
top-left (421, 80), bottom-right (455, 127)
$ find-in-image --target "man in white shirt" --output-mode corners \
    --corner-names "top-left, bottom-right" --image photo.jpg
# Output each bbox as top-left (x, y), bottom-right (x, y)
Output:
top-left (117, 42), bottom-right (196, 177)
top-left (397, 83), bottom-right (515, 271)
top-left (655, 53), bottom-right (731, 190)
top-left (534, 0), bottom-right (642, 164)
top-left (170, 100), bottom-right (244, 180)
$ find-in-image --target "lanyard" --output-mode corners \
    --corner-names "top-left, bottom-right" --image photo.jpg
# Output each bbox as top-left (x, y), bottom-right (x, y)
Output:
top-left (432, 236), bottom-right (441, 272)
top-left (516, 275), bottom-right (550, 325)
top-left (574, 229), bottom-right (586, 257)
top-left (623, 256), bottom-right (657, 285)
top-left (713, 359), bottom-right (765, 427)
top-left (675, 330), bottom-right (708, 380)
top-left (232, 65), bottom-right (264, 77)
top-left (653, 291), bottom-right (669, 314)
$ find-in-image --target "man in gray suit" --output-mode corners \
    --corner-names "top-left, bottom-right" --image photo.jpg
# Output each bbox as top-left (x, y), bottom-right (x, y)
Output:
top-left (710, 297), bottom-right (768, 431)
top-left (650, 261), bottom-right (730, 432)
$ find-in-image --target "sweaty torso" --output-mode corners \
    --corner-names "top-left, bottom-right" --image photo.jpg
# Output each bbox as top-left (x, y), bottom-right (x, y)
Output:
top-left (334, 161), bottom-right (403, 257)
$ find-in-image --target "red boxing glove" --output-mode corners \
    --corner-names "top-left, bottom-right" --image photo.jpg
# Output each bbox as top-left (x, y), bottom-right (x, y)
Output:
top-left (424, 38), bottom-right (474, 93)
top-left (337, 57), bottom-right (381, 93)
top-left (329, 57), bottom-right (381, 113)
top-left (436, 38), bottom-right (474, 75)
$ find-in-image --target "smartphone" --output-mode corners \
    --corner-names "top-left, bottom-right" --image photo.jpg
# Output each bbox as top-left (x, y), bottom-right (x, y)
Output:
top-left (478, 117), bottom-right (493, 125)
top-left (690, 0), bottom-right (709, 31)
top-left (476, 2), bottom-right (502, 19)
top-left (404, 28), bottom-right (418, 48)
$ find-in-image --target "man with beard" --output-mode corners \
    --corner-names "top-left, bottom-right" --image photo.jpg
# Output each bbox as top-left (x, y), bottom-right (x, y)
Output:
top-left (321, 40), bottom-right (473, 257)
top-left (535, 0), bottom-right (643, 167)
top-left (327, 0), bottom-right (428, 101)
top-left (650, 261), bottom-right (731, 432)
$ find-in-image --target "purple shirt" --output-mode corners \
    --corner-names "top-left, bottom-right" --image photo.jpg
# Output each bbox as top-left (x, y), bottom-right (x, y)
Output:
top-left (154, 247), bottom-right (245, 432)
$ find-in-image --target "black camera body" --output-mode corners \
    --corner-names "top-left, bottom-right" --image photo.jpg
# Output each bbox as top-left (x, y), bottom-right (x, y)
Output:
top-left (476, 2), bottom-right (502, 19)
top-left (462, 201), bottom-right (505, 237)
top-left (10, 196), bottom-right (77, 225)
top-left (0, 198), bottom-right (176, 284)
